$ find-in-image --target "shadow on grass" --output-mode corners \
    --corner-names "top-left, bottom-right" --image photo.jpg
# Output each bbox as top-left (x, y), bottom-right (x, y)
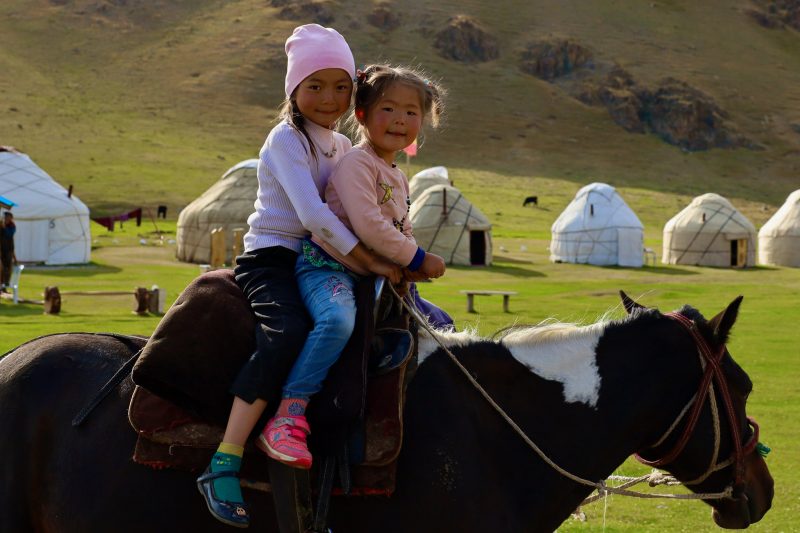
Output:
top-left (637, 265), bottom-right (698, 276)
top-left (22, 262), bottom-right (122, 276)
top-left (0, 304), bottom-right (46, 316)
top-left (493, 255), bottom-right (535, 265)
top-left (448, 263), bottom-right (546, 278)
top-left (551, 262), bottom-right (699, 276)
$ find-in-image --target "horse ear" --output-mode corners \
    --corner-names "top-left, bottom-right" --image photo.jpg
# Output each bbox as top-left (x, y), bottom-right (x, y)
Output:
top-left (619, 290), bottom-right (646, 315)
top-left (707, 296), bottom-right (744, 345)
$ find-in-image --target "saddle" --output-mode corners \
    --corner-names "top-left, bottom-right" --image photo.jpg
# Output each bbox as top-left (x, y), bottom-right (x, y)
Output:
top-left (128, 270), bottom-right (417, 504)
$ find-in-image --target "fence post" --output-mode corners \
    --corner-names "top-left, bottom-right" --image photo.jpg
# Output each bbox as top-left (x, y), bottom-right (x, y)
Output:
top-left (148, 284), bottom-right (165, 314)
top-left (232, 227), bottom-right (245, 262)
top-left (134, 287), bottom-right (149, 315)
top-left (44, 286), bottom-right (61, 314)
top-left (210, 227), bottom-right (226, 269)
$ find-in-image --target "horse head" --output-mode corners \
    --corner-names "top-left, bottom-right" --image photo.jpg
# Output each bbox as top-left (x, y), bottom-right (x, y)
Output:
top-left (620, 291), bottom-right (774, 528)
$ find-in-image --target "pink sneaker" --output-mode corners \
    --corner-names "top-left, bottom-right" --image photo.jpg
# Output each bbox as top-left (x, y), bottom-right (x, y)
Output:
top-left (257, 415), bottom-right (313, 469)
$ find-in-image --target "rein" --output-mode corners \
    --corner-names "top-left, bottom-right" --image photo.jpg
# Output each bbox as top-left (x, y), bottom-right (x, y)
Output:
top-left (391, 284), bottom-right (747, 503)
top-left (635, 312), bottom-right (760, 488)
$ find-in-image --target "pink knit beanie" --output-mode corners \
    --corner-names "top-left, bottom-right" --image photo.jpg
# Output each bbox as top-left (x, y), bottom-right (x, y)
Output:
top-left (284, 24), bottom-right (355, 98)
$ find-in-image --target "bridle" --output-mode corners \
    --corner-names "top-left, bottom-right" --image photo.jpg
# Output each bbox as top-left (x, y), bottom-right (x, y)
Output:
top-left (635, 311), bottom-right (760, 490)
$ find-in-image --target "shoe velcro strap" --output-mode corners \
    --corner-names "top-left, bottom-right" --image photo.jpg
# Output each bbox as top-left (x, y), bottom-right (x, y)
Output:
top-left (273, 416), bottom-right (311, 433)
top-left (197, 470), bottom-right (240, 482)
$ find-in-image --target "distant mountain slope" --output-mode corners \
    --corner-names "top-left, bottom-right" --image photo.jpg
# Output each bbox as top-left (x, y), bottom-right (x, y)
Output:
top-left (1, 0), bottom-right (798, 214)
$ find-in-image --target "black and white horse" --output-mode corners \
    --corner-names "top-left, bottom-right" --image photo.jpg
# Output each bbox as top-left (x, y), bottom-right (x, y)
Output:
top-left (0, 293), bottom-right (772, 531)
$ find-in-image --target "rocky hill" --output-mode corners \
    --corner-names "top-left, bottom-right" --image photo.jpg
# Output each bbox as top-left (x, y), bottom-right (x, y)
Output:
top-left (1, 0), bottom-right (799, 213)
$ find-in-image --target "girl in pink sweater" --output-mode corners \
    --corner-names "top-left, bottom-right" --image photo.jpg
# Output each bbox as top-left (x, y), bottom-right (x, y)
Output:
top-left (259, 64), bottom-right (447, 469)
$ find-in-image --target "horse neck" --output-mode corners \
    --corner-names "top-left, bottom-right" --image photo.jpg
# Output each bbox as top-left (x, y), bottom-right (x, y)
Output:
top-left (427, 317), bottom-right (703, 493)
top-left (415, 344), bottom-right (630, 530)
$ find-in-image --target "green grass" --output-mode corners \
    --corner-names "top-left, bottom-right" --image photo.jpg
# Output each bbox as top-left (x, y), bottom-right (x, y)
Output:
top-left (2, 1), bottom-right (800, 530)
top-left (2, 0), bottom-right (799, 217)
top-left (1, 221), bottom-right (798, 532)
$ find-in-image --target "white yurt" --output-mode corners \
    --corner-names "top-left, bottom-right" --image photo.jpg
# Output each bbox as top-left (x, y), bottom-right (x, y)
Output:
top-left (550, 182), bottom-right (644, 267)
top-left (176, 159), bottom-right (258, 264)
top-left (758, 189), bottom-right (800, 267)
top-left (409, 184), bottom-right (492, 266)
top-left (663, 193), bottom-right (756, 267)
top-left (409, 166), bottom-right (451, 202)
top-left (0, 147), bottom-right (91, 264)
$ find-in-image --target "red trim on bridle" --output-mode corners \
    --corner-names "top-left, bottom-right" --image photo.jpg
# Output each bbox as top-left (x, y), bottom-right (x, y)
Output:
top-left (635, 312), bottom-right (759, 488)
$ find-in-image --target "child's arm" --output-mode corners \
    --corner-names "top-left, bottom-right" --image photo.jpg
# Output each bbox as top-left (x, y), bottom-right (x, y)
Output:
top-left (332, 153), bottom-right (419, 268)
top-left (265, 127), bottom-right (358, 256)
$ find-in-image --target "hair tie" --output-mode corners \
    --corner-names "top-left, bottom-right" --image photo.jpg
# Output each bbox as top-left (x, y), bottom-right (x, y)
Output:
top-left (356, 69), bottom-right (367, 83)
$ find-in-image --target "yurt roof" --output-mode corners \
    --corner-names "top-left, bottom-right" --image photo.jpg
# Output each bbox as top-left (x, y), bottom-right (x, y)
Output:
top-left (0, 150), bottom-right (90, 219)
top-left (410, 166), bottom-right (451, 202)
top-left (181, 159), bottom-right (258, 218)
top-left (759, 190), bottom-right (800, 238)
top-left (551, 182), bottom-right (643, 233)
top-left (411, 166), bottom-right (448, 182)
top-left (410, 184), bottom-right (491, 230)
top-left (665, 193), bottom-right (755, 238)
top-left (221, 158), bottom-right (258, 177)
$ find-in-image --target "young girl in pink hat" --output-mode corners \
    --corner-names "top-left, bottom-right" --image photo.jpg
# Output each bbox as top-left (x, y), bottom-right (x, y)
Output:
top-left (196, 24), bottom-right (403, 528)
top-left (257, 64), bottom-right (448, 473)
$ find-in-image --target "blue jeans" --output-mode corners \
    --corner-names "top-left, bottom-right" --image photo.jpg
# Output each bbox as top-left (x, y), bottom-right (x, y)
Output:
top-left (283, 253), bottom-right (357, 400)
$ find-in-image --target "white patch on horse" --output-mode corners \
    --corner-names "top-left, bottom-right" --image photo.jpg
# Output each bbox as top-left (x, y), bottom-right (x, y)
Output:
top-left (417, 327), bottom-right (481, 364)
top-left (501, 322), bottom-right (606, 408)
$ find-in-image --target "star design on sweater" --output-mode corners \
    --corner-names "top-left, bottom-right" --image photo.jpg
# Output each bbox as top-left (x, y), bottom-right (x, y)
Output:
top-left (379, 183), bottom-right (394, 204)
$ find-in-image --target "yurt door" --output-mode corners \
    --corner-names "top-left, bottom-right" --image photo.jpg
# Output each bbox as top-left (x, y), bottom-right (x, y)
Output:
top-left (470, 231), bottom-right (486, 265)
top-left (730, 239), bottom-right (748, 267)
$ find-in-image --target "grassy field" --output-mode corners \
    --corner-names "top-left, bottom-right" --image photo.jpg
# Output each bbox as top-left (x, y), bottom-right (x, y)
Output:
top-left (1, 215), bottom-right (797, 532)
top-left (2, 0), bottom-right (800, 530)
top-left (2, 0), bottom-right (799, 217)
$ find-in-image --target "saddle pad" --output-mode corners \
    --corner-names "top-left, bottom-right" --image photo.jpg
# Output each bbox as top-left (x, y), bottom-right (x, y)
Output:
top-left (131, 269), bottom-right (255, 424)
top-left (128, 385), bottom-right (222, 447)
top-left (130, 386), bottom-right (401, 495)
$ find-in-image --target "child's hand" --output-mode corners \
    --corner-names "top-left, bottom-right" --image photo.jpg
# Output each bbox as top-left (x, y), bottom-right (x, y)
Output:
top-left (394, 280), bottom-right (409, 298)
top-left (371, 257), bottom-right (403, 285)
top-left (417, 253), bottom-right (446, 279)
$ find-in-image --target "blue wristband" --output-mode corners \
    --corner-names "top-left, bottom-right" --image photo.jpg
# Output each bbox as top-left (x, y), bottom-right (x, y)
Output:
top-left (408, 247), bottom-right (426, 272)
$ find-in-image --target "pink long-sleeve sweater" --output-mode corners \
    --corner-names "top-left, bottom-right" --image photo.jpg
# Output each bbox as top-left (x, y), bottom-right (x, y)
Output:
top-left (312, 143), bottom-right (418, 275)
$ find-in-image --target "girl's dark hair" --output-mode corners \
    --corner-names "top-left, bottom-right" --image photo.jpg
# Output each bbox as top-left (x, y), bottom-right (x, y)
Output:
top-left (348, 64), bottom-right (445, 145)
top-left (278, 97), bottom-right (319, 160)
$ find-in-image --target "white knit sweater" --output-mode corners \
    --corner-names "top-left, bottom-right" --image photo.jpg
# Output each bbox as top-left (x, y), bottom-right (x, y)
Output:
top-left (243, 119), bottom-right (358, 255)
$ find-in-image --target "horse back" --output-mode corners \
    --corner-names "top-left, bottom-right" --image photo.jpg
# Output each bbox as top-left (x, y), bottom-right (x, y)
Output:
top-left (0, 333), bottom-right (144, 532)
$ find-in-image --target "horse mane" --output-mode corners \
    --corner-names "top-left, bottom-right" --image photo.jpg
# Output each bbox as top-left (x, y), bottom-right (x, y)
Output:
top-left (417, 308), bottom-right (664, 363)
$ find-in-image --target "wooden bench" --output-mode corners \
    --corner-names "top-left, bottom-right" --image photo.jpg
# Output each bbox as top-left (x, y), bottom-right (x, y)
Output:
top-left (459, 290), bottom-right (518, 313)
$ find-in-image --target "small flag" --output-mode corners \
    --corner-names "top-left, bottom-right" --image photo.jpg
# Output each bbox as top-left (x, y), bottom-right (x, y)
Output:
top-left (403, 139), bottom-right (418, 157)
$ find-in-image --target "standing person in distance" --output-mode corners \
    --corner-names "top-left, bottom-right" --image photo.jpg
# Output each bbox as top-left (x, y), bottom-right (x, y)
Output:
top-left (0, 212), bottom-right (17, 292)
